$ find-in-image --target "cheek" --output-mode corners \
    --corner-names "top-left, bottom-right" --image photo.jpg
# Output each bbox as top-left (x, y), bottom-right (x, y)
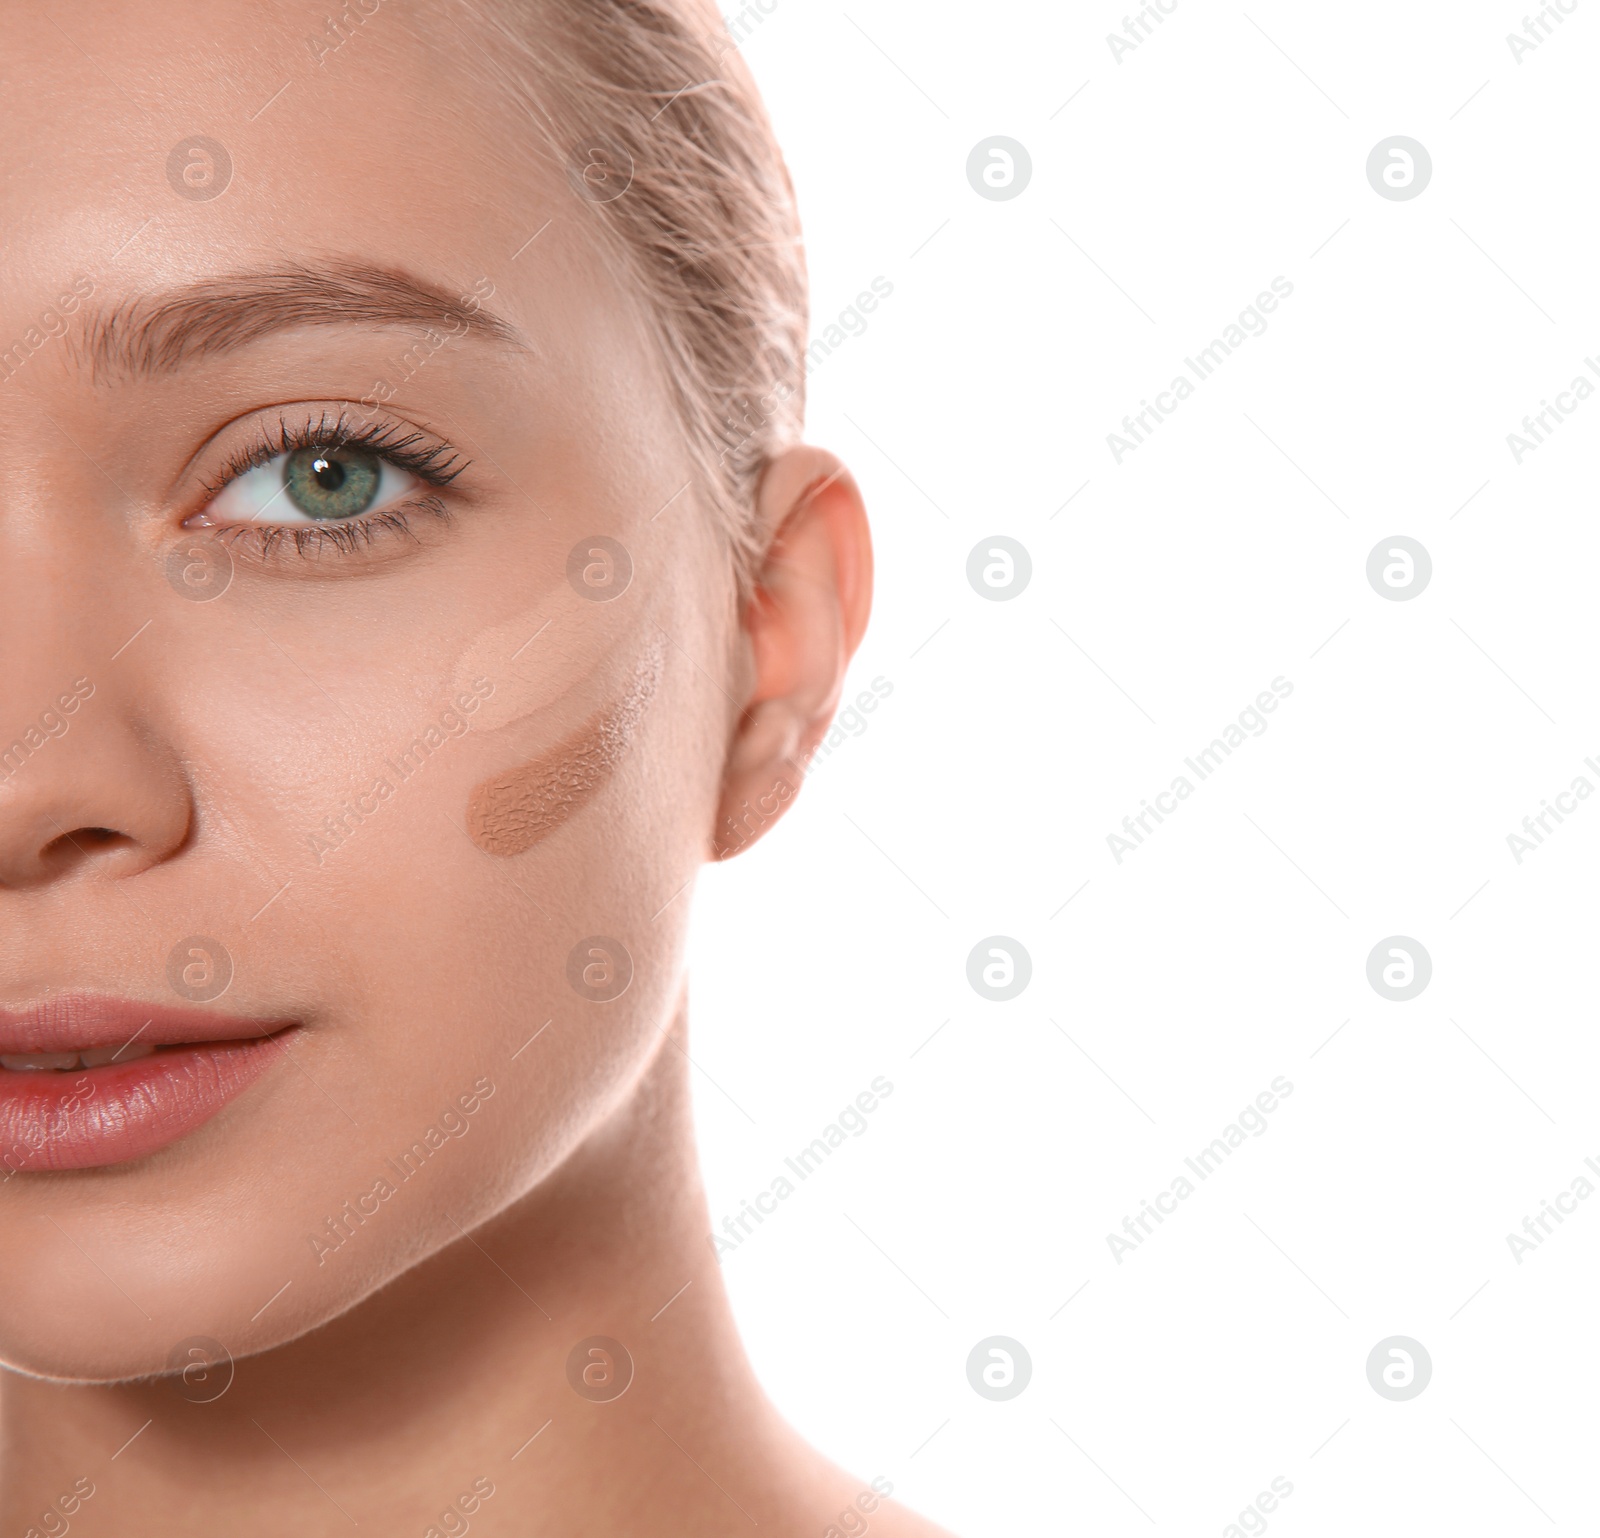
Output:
top-left (247, 663), bottom-right (703, 1334)
top-left (466, 634), bottom-right (662, 857)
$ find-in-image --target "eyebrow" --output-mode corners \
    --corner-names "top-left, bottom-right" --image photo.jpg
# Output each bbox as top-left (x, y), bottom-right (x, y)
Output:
top-left (78, 260), bottom-right (531, 382)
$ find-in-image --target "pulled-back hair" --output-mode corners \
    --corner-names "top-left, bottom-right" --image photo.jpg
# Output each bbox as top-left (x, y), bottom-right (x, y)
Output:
top-left (461, 0), bottom-right (808, 594)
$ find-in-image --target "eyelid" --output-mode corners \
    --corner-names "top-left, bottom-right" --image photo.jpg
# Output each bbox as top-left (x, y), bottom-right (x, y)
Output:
top-left (180, 402), bottom-right (470, 569)
top-left (195, 404), bottom-right (469, 502)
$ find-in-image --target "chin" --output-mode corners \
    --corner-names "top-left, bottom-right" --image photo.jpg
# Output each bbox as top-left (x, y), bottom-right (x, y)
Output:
top-left (0, 1222), bottom-right (339, 1385)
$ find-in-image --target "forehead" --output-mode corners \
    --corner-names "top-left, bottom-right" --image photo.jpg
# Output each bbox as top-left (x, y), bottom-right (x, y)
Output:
top-left (0, 0), bottom-right (595, 343)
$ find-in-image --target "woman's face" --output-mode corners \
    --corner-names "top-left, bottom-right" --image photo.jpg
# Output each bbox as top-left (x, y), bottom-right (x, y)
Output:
top-left (0, 0), bottom-right (734, 1379)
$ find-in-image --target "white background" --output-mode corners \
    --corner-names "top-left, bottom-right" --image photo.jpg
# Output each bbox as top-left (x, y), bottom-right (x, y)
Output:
top-left (688, 3), bottom-right (1600, 1534)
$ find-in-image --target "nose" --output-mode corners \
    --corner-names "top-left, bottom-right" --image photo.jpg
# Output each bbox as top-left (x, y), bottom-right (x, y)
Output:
top-left (0, 503), bottom-right (194, 896)
top-left (0, 663), bottom-right (192, 887)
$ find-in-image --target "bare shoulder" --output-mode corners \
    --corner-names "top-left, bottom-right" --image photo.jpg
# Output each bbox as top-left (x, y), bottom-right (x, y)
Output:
top-left (866, 1500), bottom-right (961, 1538)
top-left (777, 1427), bottom-right (960, 1538)
top-left (813, 1478), bottom-right (959, 1538)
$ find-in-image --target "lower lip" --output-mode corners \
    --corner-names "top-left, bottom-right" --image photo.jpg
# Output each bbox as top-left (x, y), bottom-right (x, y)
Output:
top-left (0, 1032), bottom-right (294, 1174)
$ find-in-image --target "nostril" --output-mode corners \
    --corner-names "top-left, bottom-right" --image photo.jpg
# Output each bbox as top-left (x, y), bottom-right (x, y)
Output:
top-left (41, 826), bottom-right (135, 865)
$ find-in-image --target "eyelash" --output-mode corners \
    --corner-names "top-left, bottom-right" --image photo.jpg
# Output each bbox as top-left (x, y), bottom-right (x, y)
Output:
top-left (197, 408), bottom-right (468, 561)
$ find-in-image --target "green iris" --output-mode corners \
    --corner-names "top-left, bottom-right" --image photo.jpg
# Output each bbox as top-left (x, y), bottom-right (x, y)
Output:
top-left (283, 446), bottom-right (382, 521)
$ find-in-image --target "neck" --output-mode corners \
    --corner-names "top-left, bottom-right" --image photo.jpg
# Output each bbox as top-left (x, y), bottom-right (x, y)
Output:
top-left (0, 1014), bottom-right (818, 1535)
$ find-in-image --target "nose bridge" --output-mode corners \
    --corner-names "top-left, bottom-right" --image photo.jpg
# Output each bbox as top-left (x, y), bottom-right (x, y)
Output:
top-left (0, 488), bottom-right (135, 729)
top-left (0, 672), bottom-right (97, 784)
top-left (0, 528), bottom-right (193, 888)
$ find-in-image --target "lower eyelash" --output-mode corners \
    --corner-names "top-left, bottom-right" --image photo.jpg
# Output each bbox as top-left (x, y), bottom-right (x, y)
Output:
top-left (217, 495), bottom-right (452, 561)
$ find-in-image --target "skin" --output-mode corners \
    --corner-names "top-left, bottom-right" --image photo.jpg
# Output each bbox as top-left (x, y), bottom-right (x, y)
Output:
top-left (465, 632), bottom-right (665, 856)
top-left (0, 2), bottom-right (952, 1533)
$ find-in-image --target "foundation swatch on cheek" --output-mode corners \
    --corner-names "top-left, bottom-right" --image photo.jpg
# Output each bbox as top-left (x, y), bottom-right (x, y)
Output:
top-left (466, 640), bottom-right (663, 857)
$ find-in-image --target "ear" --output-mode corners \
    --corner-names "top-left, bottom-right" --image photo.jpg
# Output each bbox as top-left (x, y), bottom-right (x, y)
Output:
top-left (711, 445), bottom-right (872, 860)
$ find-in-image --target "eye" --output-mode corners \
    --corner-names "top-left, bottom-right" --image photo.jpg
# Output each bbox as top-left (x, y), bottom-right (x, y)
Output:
top-left (204, 443), bottom-right (419, 526)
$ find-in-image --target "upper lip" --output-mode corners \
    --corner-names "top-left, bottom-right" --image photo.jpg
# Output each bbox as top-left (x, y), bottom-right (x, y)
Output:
top-left (0, 994), bottom-right (294, 1055)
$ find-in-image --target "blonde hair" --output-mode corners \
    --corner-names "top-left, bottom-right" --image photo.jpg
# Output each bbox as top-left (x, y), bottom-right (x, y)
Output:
top-left (461, 0), bottom-right (808, 594)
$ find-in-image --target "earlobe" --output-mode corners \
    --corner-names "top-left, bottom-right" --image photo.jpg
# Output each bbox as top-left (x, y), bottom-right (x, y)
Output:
top-left (710, 446), bottom-right (872, 861)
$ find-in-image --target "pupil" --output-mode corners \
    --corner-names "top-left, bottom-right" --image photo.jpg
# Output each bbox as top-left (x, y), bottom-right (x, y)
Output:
top-left (284, 445), bottom-right (381, 521)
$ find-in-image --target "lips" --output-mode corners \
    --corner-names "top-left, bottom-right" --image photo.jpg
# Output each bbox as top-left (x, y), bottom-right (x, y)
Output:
top-left (0, 996), bottom-right (297, 1173)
